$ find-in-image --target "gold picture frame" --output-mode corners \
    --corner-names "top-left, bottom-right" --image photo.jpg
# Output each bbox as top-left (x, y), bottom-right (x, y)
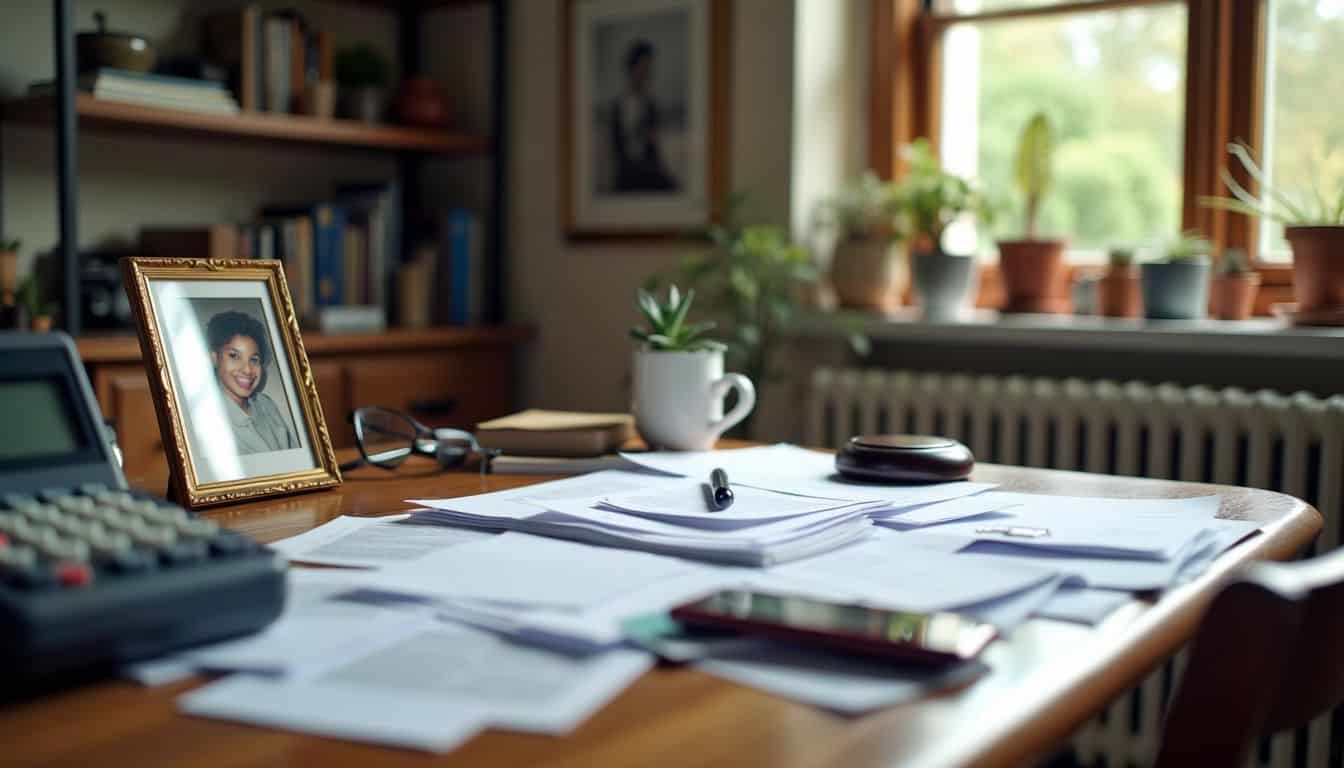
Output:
top-left (122, 258), bottom-right (341, 508)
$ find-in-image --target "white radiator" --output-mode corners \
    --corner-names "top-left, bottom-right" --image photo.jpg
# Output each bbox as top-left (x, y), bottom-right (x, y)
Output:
top-left (805, 367), bottom-right (1344, 768)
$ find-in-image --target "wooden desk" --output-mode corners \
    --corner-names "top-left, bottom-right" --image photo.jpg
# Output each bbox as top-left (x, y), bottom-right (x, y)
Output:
top-left (1, 458), bottom-right (1321, 767)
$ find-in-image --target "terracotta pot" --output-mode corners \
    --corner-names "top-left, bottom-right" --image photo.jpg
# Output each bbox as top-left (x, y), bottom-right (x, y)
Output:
top-left (830, 237), bottom-right (905, 311)
top-left (997, 239), bottom-right (1068, 313)
top-left (1285, 226), bottom-right (1344, 311)
top-left (1095, 268), bottom-right (1142, 318)
top-left (1210, 273), bottom-right (1260, 320)
top-left (394, 76), bottom-right (450, 127)
top-left (30, 315), bottom-right (53, 332)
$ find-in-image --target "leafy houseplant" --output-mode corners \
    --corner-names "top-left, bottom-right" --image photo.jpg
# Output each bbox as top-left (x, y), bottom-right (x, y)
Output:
top-left (17, 271), bottom-right (57, 331)
top-left (1096, 247), bottom-right (1141, 318)
top-left (629, 285), bottom-right (754, 450)
top-left (1199, 142), bottom-right (1344, 318)
top-left (894, 139), bottom-right (993, 319)
top-left (817, 172), bottom-right (906, 311)
top-left (335, 45), bottom-right (391, 124)
top-left (1209, 247), bottom-right (1260, 321)
top-left (1141, 232), bottom-right (1212, 320)
top-left (997, 112), bottom-right (1070, 314)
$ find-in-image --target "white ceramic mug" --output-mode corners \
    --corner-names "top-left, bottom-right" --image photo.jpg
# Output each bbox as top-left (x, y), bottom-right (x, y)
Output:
top-left (632, 349), bottom-right (756, 451)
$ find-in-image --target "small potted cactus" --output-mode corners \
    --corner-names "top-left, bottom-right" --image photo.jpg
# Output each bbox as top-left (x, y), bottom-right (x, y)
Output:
top-left (998, 112), bottom-right (1069, 314)
top-left (1141, 232), bottom-right (1212, 320)
top-left (1096, 247), bottom-right (1142, 318)
top-left (1209, 247), bottom-right (1260, 321)
top-left (17, 271), bottom-right (58, 332)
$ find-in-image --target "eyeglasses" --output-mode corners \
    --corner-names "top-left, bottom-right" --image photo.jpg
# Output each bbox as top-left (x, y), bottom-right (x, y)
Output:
top-left (339, 407), bottom-right (498, 475)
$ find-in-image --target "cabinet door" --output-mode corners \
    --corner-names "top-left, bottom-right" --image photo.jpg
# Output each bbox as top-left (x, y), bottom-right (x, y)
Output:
top-left (309, 361), bottom-right (352, 448)
top-left (344, 349), bottom-right (511, 430)
top-left (92, 365), bottom-right (167, 483)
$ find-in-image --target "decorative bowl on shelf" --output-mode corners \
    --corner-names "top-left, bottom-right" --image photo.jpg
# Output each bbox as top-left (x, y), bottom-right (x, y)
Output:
top-left (393, 76), bottom-right (450, 128)
top-left (77, 11), bottom-right (155, 74)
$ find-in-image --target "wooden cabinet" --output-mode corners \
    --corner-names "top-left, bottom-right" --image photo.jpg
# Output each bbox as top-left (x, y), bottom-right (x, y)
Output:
top-left (79, 327), bottom-right (532, 485)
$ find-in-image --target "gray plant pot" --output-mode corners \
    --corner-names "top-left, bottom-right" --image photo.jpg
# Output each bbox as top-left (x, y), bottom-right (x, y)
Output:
top-left (911, 250), bottom-right (975, 320)
top-left (1141, 261), bottom-right (1210, 320)
top-left (341, 85), bottom-right (386, 124)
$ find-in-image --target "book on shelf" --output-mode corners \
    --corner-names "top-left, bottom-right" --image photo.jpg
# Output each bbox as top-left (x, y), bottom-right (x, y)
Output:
top-left (436, 208), bottom-right (487, 326)
top-left (312, 305), bottom-right (386, 334)
top-left (29, 69), bottom-right (240, 115)
top-left (202, 4), bottom-right (329, 115)
top-left (261, 203), bottom-right (346, 308)
top-left (336, 180), bottom-right (402, 311)
top-left (397, 246), bottom-right (436, 329)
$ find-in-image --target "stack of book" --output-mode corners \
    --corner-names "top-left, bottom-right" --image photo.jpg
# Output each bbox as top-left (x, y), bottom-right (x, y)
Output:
top-left (37, 69), bottom-right (240, 115)
top-left (476, 410), bottom-right (639, 474)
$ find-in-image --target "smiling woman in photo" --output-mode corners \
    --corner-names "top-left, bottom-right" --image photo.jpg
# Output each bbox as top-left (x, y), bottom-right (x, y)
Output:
top-left (207, 310), bottom-right (299, 455)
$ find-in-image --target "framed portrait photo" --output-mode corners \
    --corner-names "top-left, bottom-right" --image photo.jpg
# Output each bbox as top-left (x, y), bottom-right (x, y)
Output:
top-left (121, 258), bottom-right (341, 508)
top-left (565, 0), bottom-right (731, 237)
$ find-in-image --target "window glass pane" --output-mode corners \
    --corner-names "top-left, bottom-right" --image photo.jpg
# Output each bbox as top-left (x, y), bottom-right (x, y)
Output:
top-left (939, 4), bottom-right (1187, 261)
top-left (1259, 0), bottom-right (1344, 262)
top-left (936, 0), bottom-right (1109, 13)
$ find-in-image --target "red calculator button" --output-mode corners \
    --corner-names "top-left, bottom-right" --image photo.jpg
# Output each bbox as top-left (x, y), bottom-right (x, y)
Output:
top-left (56, 562), bottom-right (93, 588)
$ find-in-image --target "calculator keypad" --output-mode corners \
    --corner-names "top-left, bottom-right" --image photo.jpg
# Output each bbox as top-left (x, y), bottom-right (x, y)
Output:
top-left (0, 488), bottom-right (249, 591)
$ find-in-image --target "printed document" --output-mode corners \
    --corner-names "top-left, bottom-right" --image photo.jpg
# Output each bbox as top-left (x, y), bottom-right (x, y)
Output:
top-left (269, 514), bottom-right (495, 568)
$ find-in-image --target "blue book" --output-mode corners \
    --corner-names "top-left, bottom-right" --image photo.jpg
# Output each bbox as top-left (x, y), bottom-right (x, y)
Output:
top-left (440, 209), bottom-right (476, 326)
top-left (261, 203), bottom-right (345, 307)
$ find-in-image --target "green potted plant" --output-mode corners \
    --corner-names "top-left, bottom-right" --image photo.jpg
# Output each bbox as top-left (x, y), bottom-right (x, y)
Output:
top-left (1200, 141), bottom-right (1344, 322)
top-left (997, 112), bottom-right (1069, 314)
top-left (1141, 232), bottom-right (1211, 320)
top-left (17, 271), bottom-right (58, 332)
top-left (335, 44), bottom-right (392, 124)
top-left (1096, 247), bottom-right (1141, 318)
top-left (893, 139), bottom-right (993, 320)
top-left (1209, 247), bottom-right (1260, 321)
top-left (816, 172), bottom-right (905, 311)
top-left (629, 285), bottom-right (755, 451)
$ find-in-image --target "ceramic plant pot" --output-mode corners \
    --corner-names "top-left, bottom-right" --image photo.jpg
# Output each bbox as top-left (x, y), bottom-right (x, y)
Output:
top-left (1210, 273), bottom-right (1261, 320)
top-left (0, 249), bottom-right (17, 301)
top-left (1095, 268), bottom-right (1142, 318)
top-left (342, 86), bottom-right (386, 124)
top-left (911, 249), bottom-right (975, 320)
top-left (1285, 226), bottom-right (1344, 312)
top-left (1141, 261), bottom-right (1211, 320)
top-left (394, 76), bottom-right (450, 127)
top-left (997, 239), bottom-right (1068, 313)
top-left (30, 315), bottom-right (53, 332)
top-left (830, 237), bottom-right (905, 311)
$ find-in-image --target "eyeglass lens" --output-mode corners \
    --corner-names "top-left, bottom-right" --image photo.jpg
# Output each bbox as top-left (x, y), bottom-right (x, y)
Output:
top-left (357, 408), bottom-right (419, 467)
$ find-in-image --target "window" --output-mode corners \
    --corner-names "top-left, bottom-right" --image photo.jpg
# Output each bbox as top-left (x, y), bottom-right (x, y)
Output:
top-left (936, 2), bottom-right (1188, 260)
top-left (1259, 0), bottom-right (1344, 261)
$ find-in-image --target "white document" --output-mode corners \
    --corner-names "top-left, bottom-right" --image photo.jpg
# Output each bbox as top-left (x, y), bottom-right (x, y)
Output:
top-left (1034, 586), bottom-right (1134, 625)
top-left (268, 514), bottom-right (495, 568)
top-left (410, 470), bottom-right (665, 520)
top-left (875, 493), bottom-right (1021, 526)
top-left (697, 642), bottom-right (987, 714)
top-left (180, 623), bottom-right (653, 746)
top-left (363, 531), bottom-right (698, 610)
top-left (764, 537), bottom-right (1059, 613)
top-left (956, 575), bottom-right (1067, 631)
top-left (897, 492), bottom-right (1223, 560)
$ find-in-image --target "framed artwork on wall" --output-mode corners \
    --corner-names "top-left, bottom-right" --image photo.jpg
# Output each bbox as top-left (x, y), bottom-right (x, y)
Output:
top-left (564, 0), bottom-right (731, 238)
top-left (121, 258), bottom-right (341, 508)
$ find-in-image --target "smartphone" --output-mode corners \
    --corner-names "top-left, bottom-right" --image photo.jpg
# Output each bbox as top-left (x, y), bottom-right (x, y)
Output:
top-left (669, 590), bottom-right (997, 666)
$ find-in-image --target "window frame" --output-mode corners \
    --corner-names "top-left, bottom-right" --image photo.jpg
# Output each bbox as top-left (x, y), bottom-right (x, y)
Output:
top-left (870, 0), bottom-right (1273, 271)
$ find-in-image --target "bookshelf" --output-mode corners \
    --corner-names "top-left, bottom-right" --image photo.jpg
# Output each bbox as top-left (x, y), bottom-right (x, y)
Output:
top-left (17, 0), bottom-right (510, 335)
top-left (2, 94), bottom-right (494, 154)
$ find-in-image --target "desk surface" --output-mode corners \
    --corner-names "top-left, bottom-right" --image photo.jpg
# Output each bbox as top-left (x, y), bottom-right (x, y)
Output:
top-left (1, 455), bottom-right (1322, 768)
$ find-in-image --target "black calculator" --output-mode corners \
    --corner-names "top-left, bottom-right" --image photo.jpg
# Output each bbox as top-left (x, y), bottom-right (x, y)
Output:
top-left (0, 332), bottom-right (284, 692)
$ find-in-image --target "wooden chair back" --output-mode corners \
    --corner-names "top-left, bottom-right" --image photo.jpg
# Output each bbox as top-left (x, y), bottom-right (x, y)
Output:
top-left (1155, 547), bottom-right (1344, 767)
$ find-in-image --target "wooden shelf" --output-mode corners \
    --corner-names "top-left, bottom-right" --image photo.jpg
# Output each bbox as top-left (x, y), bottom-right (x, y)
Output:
top-left (77, 325), bottom-right (534, 364)
top-left (2, 94), bottom-right (492, 155)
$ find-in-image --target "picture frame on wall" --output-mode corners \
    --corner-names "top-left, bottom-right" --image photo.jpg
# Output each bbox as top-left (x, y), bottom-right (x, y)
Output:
top-left (121, 258), bottom-right (341, 508)
top-left (564, 0), bottom-right (731, 238)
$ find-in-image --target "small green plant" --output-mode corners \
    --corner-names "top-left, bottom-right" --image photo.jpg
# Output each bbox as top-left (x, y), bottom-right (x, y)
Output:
top-left (1163, 232), bottom-right (1212, 263)
top-left (629, 285), bottom-right (723, 352)
top-left (1199, 141), bottom-right (1344, 225)
top-left (892, 138), bottom-right (994, 253)
top-left (816, 171), bottom-right (903, 241)
top-left (334, 45), bottom-right (391, 88)
top-left (1014, 112), bottom-right (1054, 239)
top-left (0, 238), bottom-right (19, 252)
top-left (1108, 248), bottom-right (1135, 269)
top-left (1218, 247), bottom-right (1253, 276)
top-left (17, 273), bottom-right (57, 318)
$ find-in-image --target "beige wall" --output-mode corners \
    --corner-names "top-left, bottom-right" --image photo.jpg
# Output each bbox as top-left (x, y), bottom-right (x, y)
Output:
top-left (508, 0), bottom-right (797, 417)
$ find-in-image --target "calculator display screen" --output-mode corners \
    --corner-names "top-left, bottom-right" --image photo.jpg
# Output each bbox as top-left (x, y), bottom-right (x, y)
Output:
top-left (0, 379), bottom-right (85, 460)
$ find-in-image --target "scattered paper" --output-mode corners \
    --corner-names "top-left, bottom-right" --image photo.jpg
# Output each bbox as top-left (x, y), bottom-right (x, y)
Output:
top-left (1034, 586), bottom-right (1134, 625)
top-left (268, 514), bottom-right (495, 568)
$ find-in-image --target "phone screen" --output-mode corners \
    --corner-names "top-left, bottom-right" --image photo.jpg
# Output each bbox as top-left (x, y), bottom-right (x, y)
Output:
top-left (672, 590), bottom-right (996, 662)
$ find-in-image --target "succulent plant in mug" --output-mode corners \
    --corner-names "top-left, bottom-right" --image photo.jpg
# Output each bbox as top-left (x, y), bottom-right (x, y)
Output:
top-left (629, 285), bottom-right (724, 352)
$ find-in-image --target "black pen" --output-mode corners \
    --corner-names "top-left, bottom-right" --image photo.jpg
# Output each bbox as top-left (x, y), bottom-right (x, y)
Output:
top-left (708, 468), bottom-right (734, 511)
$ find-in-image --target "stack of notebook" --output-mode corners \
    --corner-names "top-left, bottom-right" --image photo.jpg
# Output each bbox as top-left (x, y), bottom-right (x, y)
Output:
top-left (477, 410), bottom-right (638, 474)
